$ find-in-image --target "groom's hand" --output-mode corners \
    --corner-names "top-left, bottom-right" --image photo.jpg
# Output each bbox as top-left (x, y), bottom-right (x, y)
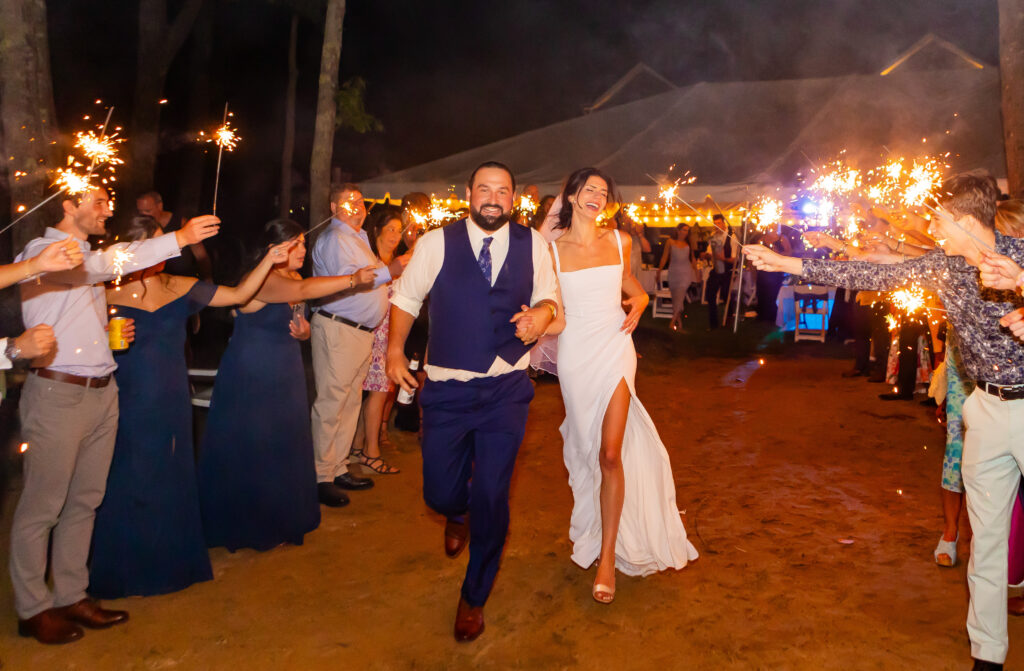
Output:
top-left (510, 303), bottom-right (553, 345)
top-left (386, 346), bottom-right (418, 393)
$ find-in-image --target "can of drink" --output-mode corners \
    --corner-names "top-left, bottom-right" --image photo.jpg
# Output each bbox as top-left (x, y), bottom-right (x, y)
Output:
top-left (108, 317), bottom-right (129, 351)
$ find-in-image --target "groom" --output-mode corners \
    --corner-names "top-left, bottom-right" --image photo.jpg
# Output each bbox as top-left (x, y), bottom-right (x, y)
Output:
top-left (387, 161), bottom-right (559, 642)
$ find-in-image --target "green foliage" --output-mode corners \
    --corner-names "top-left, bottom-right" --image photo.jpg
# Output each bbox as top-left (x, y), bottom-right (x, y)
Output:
top-left (335, 77), bottom-right (383, 133)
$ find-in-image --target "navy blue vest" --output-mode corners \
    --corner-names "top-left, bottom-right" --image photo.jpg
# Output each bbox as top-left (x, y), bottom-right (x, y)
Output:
top-left (428, 219), bottom-right (534, 373)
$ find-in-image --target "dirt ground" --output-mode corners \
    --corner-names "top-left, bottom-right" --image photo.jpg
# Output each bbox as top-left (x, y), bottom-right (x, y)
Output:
top-left (0, 319), bottom-right (1019, 670)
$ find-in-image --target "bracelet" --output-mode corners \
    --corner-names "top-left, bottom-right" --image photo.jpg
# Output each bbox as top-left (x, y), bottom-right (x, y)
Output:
top-left (895, 239), bottom-right (904, 253)
top-left (349, 275), bottom-right (355, 289)
top-left (540, 302), bottom-right (557, 320)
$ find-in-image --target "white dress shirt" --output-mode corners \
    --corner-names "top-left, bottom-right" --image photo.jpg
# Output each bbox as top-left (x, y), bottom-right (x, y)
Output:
top-left (17, 227), bottom-right (182, 377)
top-left (391, 218), bottom-right (560, 381)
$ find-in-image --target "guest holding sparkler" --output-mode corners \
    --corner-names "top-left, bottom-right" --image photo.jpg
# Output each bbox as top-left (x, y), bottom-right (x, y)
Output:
top-left (310, 184), bottom-right (407, 507)
top-left (88, 216), bottom-right (291, 598)
top-left (703, 213), bottom-right (735, 330)
top-left (351, 208), bottom-right (406, 473)
top-left (656, 223), bottom-right (697, 332)
top-left (197, 219), bottom-right (375, 549)
top-left (745, 171), bottom-right (1024, 670)
top-left (11, 188), bottom-right (217, 644)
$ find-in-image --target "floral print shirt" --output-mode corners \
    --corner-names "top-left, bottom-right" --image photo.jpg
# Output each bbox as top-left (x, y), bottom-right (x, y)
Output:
top-left (801, 231), bottom-right (1024, 385)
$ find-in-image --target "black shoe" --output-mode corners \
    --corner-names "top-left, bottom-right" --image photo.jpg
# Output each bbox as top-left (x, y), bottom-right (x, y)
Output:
top-left (317, 482), bottom-right (350, 507)
top-left (972, 659), bottom-right (1003, 671)
top-left (842, 368), bottom-right (867, 378)
top-left (334, 472), bottom-right (374, 490)
top-left (878, 392), bottom-right (913, 401)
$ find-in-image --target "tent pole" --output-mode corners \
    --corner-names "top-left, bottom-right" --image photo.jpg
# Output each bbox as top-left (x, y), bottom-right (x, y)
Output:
top-left (732, 218), bottom-right (749, 333)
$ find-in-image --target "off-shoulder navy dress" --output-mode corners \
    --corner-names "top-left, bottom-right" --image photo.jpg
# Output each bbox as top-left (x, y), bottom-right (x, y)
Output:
top-left (89, 280), bottom-right (216, 598)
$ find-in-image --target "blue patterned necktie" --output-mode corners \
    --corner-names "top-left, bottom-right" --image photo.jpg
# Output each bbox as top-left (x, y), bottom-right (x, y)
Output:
top-left (477, 236), bottom-right (493, 283)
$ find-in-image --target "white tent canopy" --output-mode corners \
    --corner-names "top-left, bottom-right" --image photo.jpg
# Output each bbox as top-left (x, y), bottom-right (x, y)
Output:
top-left (363, 66), bottom-right (1004, 203)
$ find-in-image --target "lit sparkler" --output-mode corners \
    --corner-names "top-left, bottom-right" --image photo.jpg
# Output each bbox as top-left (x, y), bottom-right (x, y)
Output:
top-left (111, 248), bottom-right (134, 288)
top-left (204, 103), bottom-right (241, 216)
top-left (517, 194), bottom-right (538, 217)
top-left (749, 196), bottom-right (783, 231)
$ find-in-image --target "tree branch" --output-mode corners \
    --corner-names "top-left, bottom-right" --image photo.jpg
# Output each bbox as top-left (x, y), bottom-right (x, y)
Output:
top-left (160, 0), bottom-right (205, 72)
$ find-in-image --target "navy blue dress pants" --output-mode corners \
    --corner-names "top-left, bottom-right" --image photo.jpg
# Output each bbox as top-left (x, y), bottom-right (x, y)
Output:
top-left (419, 370), bottom-right (534, 607)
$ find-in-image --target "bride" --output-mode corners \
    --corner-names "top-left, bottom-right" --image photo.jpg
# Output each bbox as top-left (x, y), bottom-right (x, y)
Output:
top-left (526, 167), bottom-right (698, 603)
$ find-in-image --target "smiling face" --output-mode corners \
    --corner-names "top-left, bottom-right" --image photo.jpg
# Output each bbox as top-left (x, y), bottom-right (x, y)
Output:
top-left (377, 218), bottom-right (403, 255)
top-left (928, 212), bottom-right (979, 259)
top-left (466, 166), bottom-right (514, 232)
top-left (569, 175), bottom-right (609, 221)
top-left (64, 188), bottom-right (113, 238)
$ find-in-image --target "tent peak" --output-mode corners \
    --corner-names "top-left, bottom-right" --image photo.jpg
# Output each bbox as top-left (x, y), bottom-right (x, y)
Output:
top-left (880, 32), bottom-right (988, 76)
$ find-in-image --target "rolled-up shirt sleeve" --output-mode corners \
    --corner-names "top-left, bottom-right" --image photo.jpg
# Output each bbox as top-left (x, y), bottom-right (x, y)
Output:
top-left (0, 337), bottom-right (10, 371)
top-left (530, 230), bottom-right (560, 307)
top-left (373, 265), bottom-right (392, 288)
top-left (26, 234), bottom-right (181, 286)
top-left (391, 228), bottom-right (444, 318)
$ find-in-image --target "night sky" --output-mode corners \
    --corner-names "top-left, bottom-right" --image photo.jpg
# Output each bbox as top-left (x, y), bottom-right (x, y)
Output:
top-left (44, 0), bottom-right (999, 225)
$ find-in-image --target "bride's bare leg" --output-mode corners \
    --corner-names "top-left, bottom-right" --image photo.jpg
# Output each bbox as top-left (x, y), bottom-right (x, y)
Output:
top-left (595, 379), bottom-right (630, 599)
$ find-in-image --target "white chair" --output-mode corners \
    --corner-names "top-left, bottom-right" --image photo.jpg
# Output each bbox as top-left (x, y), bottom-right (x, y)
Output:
top-left (188, 368), bottom-right (218, 408)
top-left (651, 278), bottom-right (673, 318)
top-left (793, 285), bottom-right (829, 343)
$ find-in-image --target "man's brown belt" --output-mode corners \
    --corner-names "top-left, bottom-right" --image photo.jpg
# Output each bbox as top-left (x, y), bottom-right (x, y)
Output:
top-left (33, 368), bottom-right (112, 388)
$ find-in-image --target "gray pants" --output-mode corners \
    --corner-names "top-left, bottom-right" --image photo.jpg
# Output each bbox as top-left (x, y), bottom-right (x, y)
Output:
top-left (9, 374), bottom-right (118, 619)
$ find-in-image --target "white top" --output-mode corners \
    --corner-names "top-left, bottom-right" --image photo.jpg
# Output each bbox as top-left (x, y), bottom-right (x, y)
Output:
top-left (0, 337), bottom-right (9, 371)
top-left (391, 218), bottom-right (560, 381)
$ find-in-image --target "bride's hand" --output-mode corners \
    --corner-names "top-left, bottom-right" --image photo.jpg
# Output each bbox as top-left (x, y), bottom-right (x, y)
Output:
top-left (621, 294), bottom-right (647, 334)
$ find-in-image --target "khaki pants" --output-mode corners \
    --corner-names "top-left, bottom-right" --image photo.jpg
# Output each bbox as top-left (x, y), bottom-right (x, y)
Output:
top-left (311, 313), bottom-right (373, 482)
top-left (9, 374), bottom-right (119, 619)
top-left (962, 387), bottom-right (1024, 664)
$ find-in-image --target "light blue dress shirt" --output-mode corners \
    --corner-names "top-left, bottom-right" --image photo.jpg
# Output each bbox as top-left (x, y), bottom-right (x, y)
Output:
top-left (17, 227), bottom-right (182, 377)
top-left (311, 218), bottom-right (391, 328)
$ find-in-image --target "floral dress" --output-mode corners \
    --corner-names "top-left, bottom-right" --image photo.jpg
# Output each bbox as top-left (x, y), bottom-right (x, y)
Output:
top-left (363, 284), bottom-right (394, 392)
top-left (942, 326), bottom-right (973, 493)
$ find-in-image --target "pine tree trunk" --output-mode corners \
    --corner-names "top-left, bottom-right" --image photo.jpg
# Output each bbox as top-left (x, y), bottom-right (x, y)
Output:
top-left (1000, 0), bottom-right (1024, 196)
top-left (309, 0), bottom-right (346, 228)
top-left (280, 14), bottom-right (299, 219)
top-left (175, 3), bottom-right (214, 219)
top-left (130, 0), bottom-right (205, 198)
top-left (0, 0), bottom-right (59, 255)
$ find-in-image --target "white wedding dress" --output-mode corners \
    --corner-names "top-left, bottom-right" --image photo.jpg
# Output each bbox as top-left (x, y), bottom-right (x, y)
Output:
top-left (550, 230), bottom-right (698, 576)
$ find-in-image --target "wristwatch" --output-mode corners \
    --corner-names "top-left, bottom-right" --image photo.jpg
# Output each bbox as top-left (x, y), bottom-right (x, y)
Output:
top-left (4, 340), bottom-right (21, 361)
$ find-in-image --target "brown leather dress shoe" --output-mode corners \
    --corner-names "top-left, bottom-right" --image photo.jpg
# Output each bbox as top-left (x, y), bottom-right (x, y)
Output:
top-left (18, 608), bottom-right (83, 644)
top-left (453, 597), bottom-right (484, 642)
top-left (444, 517), bottom-right (469, 558)
top-left (59, 598), bottom-right (129, 629)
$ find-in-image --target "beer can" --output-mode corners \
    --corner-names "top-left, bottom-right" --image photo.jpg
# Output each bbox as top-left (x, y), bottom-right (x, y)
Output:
top-left (109, 317), bottom-right (129, 351)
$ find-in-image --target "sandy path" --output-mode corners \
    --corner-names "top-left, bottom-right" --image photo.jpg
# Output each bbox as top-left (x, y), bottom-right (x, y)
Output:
top-left (0, 342), bottom-right (1015, 670)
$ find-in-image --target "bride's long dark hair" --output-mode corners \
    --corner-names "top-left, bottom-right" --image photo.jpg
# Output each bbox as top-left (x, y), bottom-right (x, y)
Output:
top-left (554, 167), bottom-right (618, 231)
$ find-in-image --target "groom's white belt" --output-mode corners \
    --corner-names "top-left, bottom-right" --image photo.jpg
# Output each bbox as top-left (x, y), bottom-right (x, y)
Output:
top-left (317, 310), bottom-right (376, 333)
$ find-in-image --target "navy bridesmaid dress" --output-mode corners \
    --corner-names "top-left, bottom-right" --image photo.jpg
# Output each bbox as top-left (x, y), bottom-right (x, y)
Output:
top-left (197, 302), bottom-right (320, 551)
top-left (89, 280), bottom-right (217, 598)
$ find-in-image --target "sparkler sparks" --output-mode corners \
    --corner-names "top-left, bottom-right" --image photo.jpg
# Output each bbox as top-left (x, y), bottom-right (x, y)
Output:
top-left (54, 167), bottom-right (94, 195)
top-left (111, 248), bottom-right (134, 287)
top-left (74, 130), bottom-right (123, 166)
top-left (749, 196), bottom-right (783, 231)
top-left (517, 194), bottom-right (537, 217)
top-left (891, 285), bottom-right (927, 315)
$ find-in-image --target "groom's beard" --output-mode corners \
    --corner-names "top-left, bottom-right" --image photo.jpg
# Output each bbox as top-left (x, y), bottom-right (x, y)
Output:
top-left (470, 204), bottom-right (511, 231)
